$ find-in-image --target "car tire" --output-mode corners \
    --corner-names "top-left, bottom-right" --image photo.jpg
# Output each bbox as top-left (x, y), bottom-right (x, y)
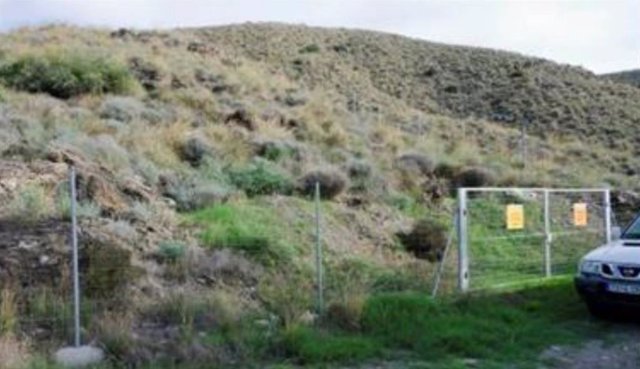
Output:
top-left (585, 300), bottom-right (610, 319)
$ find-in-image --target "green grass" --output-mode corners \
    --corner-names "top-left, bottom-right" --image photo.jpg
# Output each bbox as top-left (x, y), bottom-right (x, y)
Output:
top-left (466, 197), bottom-right (603, 289)
top-left (0, 52), bottom-right (137, 99)
top-left (360, 278), bottom-right (602, 367)
top-left (228, 160), bottom-right (294, 197)
top-left (283, 325), bottom-right (382, 364)
top-left (269, 279), bottom-right (607, 368)
top-left (188, 201), bottom-right (300, 265)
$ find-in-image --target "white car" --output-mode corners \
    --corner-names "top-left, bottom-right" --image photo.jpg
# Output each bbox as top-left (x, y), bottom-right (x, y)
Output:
top-left (575, 221), bottom-right (640, 317)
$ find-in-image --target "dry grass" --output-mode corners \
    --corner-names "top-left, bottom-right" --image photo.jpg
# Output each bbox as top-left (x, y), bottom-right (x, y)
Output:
top-left (0, 289), bottom-right (17, 335)
top-left (0, 335), bottom-right (30, 369)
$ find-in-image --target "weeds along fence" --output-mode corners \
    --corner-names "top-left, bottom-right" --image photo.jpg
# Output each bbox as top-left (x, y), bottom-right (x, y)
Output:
top-left (454, 187), bottom-right (612, 292)
top-left (1, 169), bottom-right (450, 353)
top-left (0, 166), bottom-right (614, 356)
top-left (0, 167), bottom-right (133, 349)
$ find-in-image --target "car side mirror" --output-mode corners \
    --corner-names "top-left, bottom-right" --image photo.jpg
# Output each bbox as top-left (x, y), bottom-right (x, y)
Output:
top-left (612, 226), bottom-right (622, 240)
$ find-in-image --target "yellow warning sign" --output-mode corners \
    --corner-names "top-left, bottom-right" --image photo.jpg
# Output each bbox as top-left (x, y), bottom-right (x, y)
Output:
top-left (573, 203), bottom-right (588, 227)
top-left (506, 204), bottom-right (525, 230)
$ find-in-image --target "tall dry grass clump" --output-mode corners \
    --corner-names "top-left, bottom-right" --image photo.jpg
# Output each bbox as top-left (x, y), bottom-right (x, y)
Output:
top-left (0, 335), bottom-right (30, 369)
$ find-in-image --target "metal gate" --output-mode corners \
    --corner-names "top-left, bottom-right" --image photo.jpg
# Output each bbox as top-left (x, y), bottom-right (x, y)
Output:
top-left (456, 187), bottom-right (611, 292)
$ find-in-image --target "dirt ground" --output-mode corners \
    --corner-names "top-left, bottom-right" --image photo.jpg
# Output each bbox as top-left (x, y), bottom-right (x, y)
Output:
top-left (540, 328), bottom-right (640, 369)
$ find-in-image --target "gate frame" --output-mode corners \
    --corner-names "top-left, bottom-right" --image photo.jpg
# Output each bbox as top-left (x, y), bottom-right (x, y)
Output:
top-left (457, 187), bottom-right (611, 292)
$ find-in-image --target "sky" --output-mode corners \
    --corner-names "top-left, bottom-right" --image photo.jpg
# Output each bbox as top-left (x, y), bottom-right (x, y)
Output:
top-left (0, 0), bottom-right (637, 74)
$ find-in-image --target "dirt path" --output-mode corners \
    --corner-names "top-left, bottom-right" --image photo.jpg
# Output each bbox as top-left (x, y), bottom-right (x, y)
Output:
top-left (540, 329), bottom-right (640, 369)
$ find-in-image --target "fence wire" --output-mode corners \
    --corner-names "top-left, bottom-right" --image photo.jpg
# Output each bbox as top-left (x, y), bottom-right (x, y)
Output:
top-left (462, 189), bottom-right (610, 291)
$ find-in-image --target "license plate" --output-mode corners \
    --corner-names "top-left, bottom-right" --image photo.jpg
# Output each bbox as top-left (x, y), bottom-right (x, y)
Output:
top-left (607, 283), bottom-right (640, 295)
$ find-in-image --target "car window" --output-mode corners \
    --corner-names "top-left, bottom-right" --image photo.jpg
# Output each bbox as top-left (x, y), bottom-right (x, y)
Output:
top-left (622, 216), bottom-right (640, 240)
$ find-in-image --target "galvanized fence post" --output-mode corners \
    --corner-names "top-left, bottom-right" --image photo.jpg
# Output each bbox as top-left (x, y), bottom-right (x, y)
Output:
top-left (457, 188), bottom-right (469, 292)
top-left (314, 181), bottom-right (324, 315)
top-left (69, 166), bottom-right (81, 347)
top-left (543, 189), bottom-right (552, 277)
top-left (604, 189), bottom-right (612, 244)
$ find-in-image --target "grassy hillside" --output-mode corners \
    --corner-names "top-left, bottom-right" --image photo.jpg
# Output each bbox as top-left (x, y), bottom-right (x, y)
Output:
top-left (603, 69), bottom-right (640, 88)
top-left (0, 23), bottom-right (638, 368)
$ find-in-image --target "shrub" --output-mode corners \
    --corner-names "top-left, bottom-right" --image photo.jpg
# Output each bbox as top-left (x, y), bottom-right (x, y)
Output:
top-left (180, 136), bottom-right (212, 167)
top-left (8, 184), bottom-right (50, 223)
top-left (84, 241), bottom-right (136, 299)
top-left (158, 241), bottom-right (187, 263)
top-left (297, 169), bottom-right (348, 199)
top-left (103, 220), bottom-right (137, 241)
top-left (253, 140), bottom-right (299, 161)
top-left (55, 184), bottom-right (72, 218)
top-left (92, 312), bottom-right (134, 360)
top-left (434, 160), bottom-right (459, 179)
top-left (454, 166), bottom-right (495, 188)
top-left (260, 271), bottom-right (313, 328)
top-left (326, 297), bottom-right (365, 332)
top-left (160, 174), bottom-right (230, 212)
top-left (98, 96), bottom-right (145, 122)
top-left (395, 153), bottom-right (435, 176)
top-left (397, 218), bottom-right (448, 261)
top-left (299, 44), bottom-right (321, 54)
top-left (0, 53), bottom-right (137, 99)
top-left (229, 161), bottom-right (293, 197)
top-left (345, 159), bottom-right (372, 180)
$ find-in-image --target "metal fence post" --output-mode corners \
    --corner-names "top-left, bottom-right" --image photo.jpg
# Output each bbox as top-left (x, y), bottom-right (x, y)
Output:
top-left (543, 189), bottom-right (552, 277)
top-left (604, 189), bottom-right (612, 244)
top-left (431, 213), bottom-right (457, 298)
top-left (69, 166), bottom-right (81, 347)
top-left (457, 188), bottom-right (469, 292)
top-left (314, 181), bottom-right (324, 315)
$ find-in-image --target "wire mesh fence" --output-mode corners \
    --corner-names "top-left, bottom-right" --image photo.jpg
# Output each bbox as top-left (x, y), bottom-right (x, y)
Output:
top-left (0, 168), bottom-right (620, 363)
top-left (457, 188), bottom-right (611, 292)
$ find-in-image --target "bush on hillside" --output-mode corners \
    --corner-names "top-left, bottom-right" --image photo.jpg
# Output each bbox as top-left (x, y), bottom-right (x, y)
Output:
top-left (253, 139), bottom-right (300, 161)
top-left (229, 161), bottom-right (294, 197)
top-left (394, 153), bottom-right (435, 176)
top-left (434, 161), bottom-right (459, 179)
top-left (84, 241), bottom-right (137, 298)
top-left (299, 44), bottom-right (321, 54)
top-left (99, 96), bottom-right (145, 122)
top-left (0, 53), bottom-right (137, 99)
top-left (174, 184), bottom-right (230, 212)
top-left (345, 159), bottom-right (372, 181)
top-left (180, 136), bottom-right (212, 167)
top-left (397, 218), bottom-right (448, 262)
top-left (453, 166), bottom-right (496, 189)
top-left (298, 169), bottom-right (348, 200)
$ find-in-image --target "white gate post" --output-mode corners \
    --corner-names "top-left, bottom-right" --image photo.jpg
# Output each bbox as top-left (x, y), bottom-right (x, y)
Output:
top-left (543, 189), bottom-right (552, 277)
top-left (457, 188), bottom-right (469, 292)
top-left (604, 189), bottom-right (612, 244)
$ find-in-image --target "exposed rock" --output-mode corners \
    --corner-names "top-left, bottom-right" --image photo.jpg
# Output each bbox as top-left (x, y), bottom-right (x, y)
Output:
top-left (54, 346), bottom-right (105, 368)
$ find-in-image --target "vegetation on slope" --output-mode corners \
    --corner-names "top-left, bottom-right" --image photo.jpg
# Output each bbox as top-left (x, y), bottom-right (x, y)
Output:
top-left (603, 69), bottom-right (640, 88)
top-left (0, 24), bottom-right (637, 368)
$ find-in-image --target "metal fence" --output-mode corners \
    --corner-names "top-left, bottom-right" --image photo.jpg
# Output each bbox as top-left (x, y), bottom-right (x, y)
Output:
top-left (456, 187), bottom-right (612, 292)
